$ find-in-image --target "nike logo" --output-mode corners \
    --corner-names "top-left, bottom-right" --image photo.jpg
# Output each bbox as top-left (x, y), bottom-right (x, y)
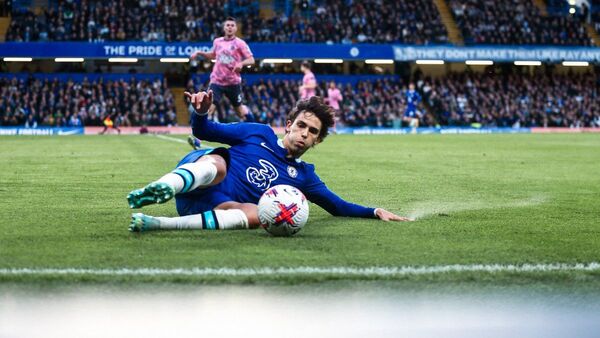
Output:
top-left (260, 142), bottom-right (275, 153)
top-left (57, 129), bottom-right (82, 136)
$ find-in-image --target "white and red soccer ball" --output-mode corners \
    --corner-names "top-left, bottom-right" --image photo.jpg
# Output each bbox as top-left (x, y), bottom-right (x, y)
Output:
top-left (258, 185), bottom-right (309, 237)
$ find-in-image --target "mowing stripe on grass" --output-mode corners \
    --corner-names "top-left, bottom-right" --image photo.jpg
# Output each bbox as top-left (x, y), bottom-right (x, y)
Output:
top-left (1, 263), bottom-right (599, 278)
top-left (151, 134), bottom-right (188, 144)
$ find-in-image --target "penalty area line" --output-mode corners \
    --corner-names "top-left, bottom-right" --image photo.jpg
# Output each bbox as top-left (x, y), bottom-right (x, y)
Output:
top-left (1, 263), bottom-right (599, 277)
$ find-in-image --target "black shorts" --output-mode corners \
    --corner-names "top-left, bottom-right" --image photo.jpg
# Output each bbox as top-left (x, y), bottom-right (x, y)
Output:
top-left (209, 83), bottom-right (244, 108)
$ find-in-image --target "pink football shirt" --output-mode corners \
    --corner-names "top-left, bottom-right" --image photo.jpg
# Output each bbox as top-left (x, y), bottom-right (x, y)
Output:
top-left (210, 37), bottom-right (253, 86)
top-left (300, 71), bottom-right (316, 99)
top-left (327, 87), bottom-right (343, 110)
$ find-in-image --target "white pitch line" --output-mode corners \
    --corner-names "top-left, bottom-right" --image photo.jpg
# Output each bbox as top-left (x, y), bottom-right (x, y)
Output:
top-left (1, 263), bottom-right (599, 277)
top-left (150, 134), bottom-right (188, 144)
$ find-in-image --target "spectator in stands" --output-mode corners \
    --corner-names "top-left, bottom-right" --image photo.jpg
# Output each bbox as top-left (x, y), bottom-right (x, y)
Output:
top-left (6, 0), bottom-right (447, 44)
top-left (422, 69), bottom-right (598, 128)
top-left (0, 76), bottom-right (176, 128)
top-left (450, 0), bottom-right (592, 46)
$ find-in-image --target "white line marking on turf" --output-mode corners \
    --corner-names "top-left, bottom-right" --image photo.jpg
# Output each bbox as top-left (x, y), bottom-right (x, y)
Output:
top-left (1, 263), bottom-right (598, 277)
top-left (151, 134), bottom-right (188, 144)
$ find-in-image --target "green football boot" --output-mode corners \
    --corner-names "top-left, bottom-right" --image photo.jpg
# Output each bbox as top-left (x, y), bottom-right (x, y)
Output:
top-left (127, 182), bottom-right (175, 209)
top-left (187, 134), bottom-right (202, 150)
top-left (129, 213), bottom-right (160, 232)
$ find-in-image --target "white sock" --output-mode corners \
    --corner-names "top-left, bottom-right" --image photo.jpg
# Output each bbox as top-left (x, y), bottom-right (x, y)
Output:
top-left (155, 209), bottom-right (249, 230)
top-left (156, 160), bottom-right (218, 194)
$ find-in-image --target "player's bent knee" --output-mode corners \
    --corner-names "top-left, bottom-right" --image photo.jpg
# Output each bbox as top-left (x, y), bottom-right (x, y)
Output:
top-left (197, 154), bottom-right (227, 184)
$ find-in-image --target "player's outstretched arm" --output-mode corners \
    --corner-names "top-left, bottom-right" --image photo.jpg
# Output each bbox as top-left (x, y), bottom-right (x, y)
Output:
top-left (184, 89), bottom-right (265, 145)
top-left (184, 90), bottom-right (213, 115)
top-left (374, 208), bottom-right (413, 222)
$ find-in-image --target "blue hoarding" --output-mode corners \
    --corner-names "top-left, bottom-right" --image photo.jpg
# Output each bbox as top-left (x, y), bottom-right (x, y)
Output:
top-left (336, 127), bottom-right (532, 135)
top-left (0, 42), bottom-right (393, 60)
top-left (0, 42), bottom-right (599, 62)
top-left (393, 45), bottom-right (600, 62)
top-left (0, 127), bottom-right (84, 135)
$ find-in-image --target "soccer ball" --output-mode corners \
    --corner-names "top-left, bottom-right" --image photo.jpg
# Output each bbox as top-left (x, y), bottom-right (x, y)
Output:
top-left (258, 185), bottom-right (309, 237)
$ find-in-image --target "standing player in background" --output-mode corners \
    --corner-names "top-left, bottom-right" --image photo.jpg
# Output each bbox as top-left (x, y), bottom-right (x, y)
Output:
top-left (326, 81), bottom-right (343, 133)
top-left (299, 61), bottom-right (317, 100)
top-left (99, 113), bottom-right (121, 135)
top-left (188, 17), bottom-right (255, 149)
top-left (402, 83), bottom-right (422, 132)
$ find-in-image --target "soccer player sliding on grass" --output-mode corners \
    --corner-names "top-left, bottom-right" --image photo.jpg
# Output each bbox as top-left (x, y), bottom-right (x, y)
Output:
top-left (127, 90), bottom-right (411, 232)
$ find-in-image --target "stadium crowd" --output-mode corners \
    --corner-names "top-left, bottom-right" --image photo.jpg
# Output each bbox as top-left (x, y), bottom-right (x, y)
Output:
top-left (187, 69), bottom-right (599, 129)
top-left (421, 70), bottom-right (599, 128)
top-left (186, 77), bottom-right (426, 128)
top-left (0, 76), bottom-right (177, 127)
top-left (2, 71), bottom-right (599, 129)
top-left (5, 0), bottom-right (447, 44)
top-left (449, 0), bottom-right (592, 46)
top-left (246, 0), bottom-right (447, 44)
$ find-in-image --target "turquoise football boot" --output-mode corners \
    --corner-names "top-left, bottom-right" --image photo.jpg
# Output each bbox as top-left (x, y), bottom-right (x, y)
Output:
top-left (127, 182), bottom-right (175, 209)
top-left (129, 213), bottom-right (160, 232)
top-left (187, 134), bottom-right (202, 150)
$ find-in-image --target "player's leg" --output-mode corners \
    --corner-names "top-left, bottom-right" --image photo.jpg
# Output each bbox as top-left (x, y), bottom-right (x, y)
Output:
top-left (127, 150), bottom-right (228, 209)
top-left (129, 201), bottom-right (258, 232)
top-left (207, 83), bottom-right (222, 121)
top-left (227, 85), bottom-right (254, 122)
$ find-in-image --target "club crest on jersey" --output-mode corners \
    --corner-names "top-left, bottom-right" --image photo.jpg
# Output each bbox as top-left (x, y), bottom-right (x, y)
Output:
top-left (246, 159), bottom-right (279, 190)
top-left (287, 165), bottom-right (298, 178)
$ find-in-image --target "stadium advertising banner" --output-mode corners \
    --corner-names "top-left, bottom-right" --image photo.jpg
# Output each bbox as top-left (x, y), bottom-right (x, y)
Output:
top-left (1, 42), bottom-right (599, 61)
top-left (337, 127), bottom-right (533, 135)
top-left (337, 127), bottom-right (600, 134)
top-left (393, 46), bottom-right (600, 62)
top-left (0, 127), bottom-right (84, 135)
top-left (0, 42), bottom-right (393, 60)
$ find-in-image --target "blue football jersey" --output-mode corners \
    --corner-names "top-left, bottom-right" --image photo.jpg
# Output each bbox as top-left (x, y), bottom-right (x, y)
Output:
top-left (405, 90), bottom-right (421, 111)
top-left (188, 113), bottom-right (376, 218)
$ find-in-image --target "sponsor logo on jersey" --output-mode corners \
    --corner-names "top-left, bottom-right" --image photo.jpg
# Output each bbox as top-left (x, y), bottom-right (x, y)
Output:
top-left (246, 159), bottom-right (278, 190)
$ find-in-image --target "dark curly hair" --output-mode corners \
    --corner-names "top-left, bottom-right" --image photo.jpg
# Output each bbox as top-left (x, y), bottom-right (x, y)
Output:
top-left (286, 96), bottom-right (335, 141)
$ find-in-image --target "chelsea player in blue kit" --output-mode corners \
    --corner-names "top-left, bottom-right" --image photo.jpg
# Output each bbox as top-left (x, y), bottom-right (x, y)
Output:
top-left (402, 83), bottom-right (422, 130)
top-left (127, 90), bottom-right (411, 232)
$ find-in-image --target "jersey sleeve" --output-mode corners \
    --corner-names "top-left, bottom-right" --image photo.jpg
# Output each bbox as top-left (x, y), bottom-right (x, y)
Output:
top-left (302, 167), bottom-right (376, 219)
top-left (239, 39), bottom-right (253, 59)
top-left (190, 112), bottom-right (264, 145)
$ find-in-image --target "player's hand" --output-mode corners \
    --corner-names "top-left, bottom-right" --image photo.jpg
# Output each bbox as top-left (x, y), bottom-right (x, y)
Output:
top-left (184, 90), bottom-right (213, 115)
top-left (191, 51), bottom-right (203, 60)
top-left (375, 208), bottom-right (413, 222)
top-left (233, 63), bottom-right (243, 73)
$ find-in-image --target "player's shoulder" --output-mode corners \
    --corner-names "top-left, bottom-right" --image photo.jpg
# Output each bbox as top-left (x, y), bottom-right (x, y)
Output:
top-left (242, 122), bottom-right (276, 138)
top-left (234, 37), bottom-right (248, 44)
top-left (214, 37), bottom-right (225, 43)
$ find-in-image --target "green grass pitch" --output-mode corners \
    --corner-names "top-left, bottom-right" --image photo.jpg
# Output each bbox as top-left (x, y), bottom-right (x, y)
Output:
top-left (0, 133), bottom-right (599, 285)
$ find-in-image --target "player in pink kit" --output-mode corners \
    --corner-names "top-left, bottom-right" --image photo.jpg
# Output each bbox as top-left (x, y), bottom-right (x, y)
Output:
top-left (299, 61), bottom-right (317, 100)
top-left (326, 81), bottom-right (343, 133)
top-left (326, 81), bottom-right (343, 111)
top-left (191, 17), bottom-right (255, 122)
